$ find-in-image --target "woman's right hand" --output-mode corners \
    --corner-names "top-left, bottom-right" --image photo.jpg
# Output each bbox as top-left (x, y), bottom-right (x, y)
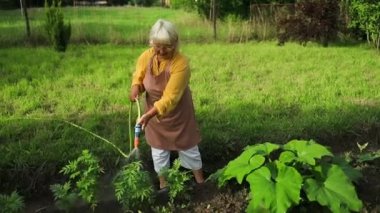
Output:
top-left (129, 85), bottom-right (140, 102)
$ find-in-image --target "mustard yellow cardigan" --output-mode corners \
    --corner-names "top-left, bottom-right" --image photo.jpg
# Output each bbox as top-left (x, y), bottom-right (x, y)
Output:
top-left (131, 48), bottom-right (190, 117)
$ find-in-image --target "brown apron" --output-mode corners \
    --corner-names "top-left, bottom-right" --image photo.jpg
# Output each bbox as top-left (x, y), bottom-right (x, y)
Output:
top-left (142, 55), bottom-right (201, 151)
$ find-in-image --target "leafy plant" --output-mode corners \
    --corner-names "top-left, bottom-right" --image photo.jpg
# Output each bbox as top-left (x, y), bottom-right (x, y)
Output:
top-left (161, 159), bottom-right (191, 203)
top-left (113, 161), bottom-right (153, 210)
top-left (50, 183), bottom-right (79, 212)
top-left (51, 149), bottom-right (103, 211)
top-left (344, 142), bottom-right (380, 165)
top-left (44, 0), bottom-right (71, 52)
top-left (0, 191), bottom-right (24, 213)
top-left (215, 140), bottom-right (363, 213)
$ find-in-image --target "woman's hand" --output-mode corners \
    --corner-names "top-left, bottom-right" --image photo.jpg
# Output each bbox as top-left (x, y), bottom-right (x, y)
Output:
top-left (129, 85), bottom-right (140, 102)
top-left (137, 107), bottom-right (158, 129)
top-left (137, 113), bottom-right (153, 130)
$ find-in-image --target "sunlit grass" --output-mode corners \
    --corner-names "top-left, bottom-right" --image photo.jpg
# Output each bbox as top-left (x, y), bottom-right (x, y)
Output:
top-left (0, 6), bottom-right (214, 45)
top-left (1, 43), bottom-right (379, 167)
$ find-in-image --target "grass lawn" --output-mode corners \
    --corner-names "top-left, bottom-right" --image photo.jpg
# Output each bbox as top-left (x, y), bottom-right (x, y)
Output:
top-left (1, 42), bottom-right (379, 170)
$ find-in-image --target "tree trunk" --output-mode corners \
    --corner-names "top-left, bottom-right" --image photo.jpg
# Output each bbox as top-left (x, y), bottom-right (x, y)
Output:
top-left (21, 0), bottom-right (31, 37)
top-left (212, 0), bottom-right (216, 40)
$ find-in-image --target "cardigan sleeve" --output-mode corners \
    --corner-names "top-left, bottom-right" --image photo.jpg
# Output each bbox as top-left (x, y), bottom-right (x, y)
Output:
top-left (131, 49), bottom-right (152, 87)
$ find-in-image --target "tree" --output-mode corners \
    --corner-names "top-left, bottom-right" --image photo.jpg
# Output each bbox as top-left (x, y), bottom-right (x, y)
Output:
top-left (45, 0), bottom-right (71, 52)
top-left (349, 0), bottom-right (380, 50)
top-left (20, 0), bottom-right (31, 38)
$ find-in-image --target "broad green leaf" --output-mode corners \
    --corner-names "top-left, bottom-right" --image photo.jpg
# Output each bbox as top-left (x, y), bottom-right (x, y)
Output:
top-left (223, 154), bottom-right (265, 184)
top-left (246, 161), bottom-right (302, 213)
top-left (279, 150), bottom-right (296, 163)
top-left (304, 164), bottom-right (363, 213)
top-left (245, 142), bottom-right (280, 156)
top-left (283, 140), bottom-right (333, 165)
top-left (221, 143), bottom-right (279, 184)
top-left (332, 157), bottom-right (362, 183)
top-left (357, 151), bottom-right (380, 163)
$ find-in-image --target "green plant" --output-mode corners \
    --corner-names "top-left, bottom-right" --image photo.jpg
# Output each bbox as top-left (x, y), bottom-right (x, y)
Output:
top-left (161, 159), bottom-right (191, 203)
top-left (344, 142), bottom-right (380, 165)
top-left (51, 149), bottom-right (103, 211)
top-left (214, 139), bottom-right (363, 213)
top-left (50, 183), bottom-right (79, 212)
top-left (44, 0), bottom-right (71, 52)
top-left (0, 191), bottom-right (24, 213)
top-left (113, 161), bottom-right (153, 210)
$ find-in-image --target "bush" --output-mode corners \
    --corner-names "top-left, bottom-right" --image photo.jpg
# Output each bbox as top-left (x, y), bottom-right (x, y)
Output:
top-left (44, 0), bottom-right (71, 52)
top-left (276, 0), bottom-right (340, 46)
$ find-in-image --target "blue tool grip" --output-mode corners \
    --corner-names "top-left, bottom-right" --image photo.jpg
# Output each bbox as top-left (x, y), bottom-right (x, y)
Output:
top-left (134, 124), bottom-right (142, 138)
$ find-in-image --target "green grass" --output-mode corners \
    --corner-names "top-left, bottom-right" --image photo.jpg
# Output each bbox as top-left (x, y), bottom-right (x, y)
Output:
top-left (0, 6), bottom-right (260, 46)
top-left (1, 42), bottom-right (379, 195)
top-left (0, 6), bottom-right (214, 46)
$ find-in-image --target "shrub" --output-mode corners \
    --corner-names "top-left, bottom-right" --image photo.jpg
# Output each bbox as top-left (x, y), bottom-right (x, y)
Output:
top-left (214, 140), bottom-right (363, 212)
top-left (276, 0), bottom-right (340, 46)
top-left (44, 0), bottom-right (71, 52)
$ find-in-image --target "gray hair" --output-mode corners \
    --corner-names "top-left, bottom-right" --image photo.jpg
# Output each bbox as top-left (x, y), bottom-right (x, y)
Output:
top-left (149, 19), bottom-right (178, 46)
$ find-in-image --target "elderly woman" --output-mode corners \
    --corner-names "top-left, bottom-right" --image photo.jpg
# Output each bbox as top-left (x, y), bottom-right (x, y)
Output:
top-left (129, 19), bottom-right (204, 190)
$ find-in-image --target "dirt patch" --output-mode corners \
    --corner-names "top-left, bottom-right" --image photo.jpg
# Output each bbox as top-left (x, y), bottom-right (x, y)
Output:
top-left (356, 162), bottom-right (380, 212)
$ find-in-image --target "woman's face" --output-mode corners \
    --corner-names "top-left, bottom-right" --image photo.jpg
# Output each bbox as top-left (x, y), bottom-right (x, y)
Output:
top-left (152, 42), bottom-right (176, 60)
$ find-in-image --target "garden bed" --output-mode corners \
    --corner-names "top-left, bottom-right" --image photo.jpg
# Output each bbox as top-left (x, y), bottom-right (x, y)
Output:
top-left (22, 137), bottom-right (380, 213)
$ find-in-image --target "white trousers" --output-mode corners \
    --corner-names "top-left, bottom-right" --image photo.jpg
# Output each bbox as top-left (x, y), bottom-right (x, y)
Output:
top-left (151, 145), bottom-right (203, 174)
